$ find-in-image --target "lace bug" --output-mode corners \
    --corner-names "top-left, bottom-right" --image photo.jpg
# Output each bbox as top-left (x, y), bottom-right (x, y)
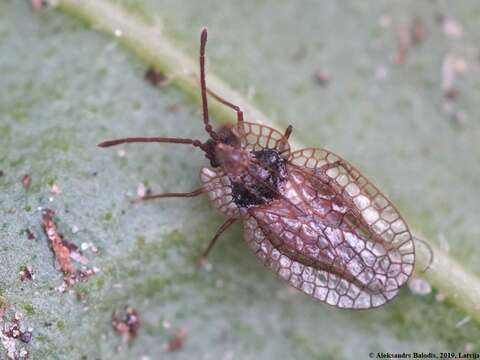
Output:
top-left (98, 29), bottom-right (415, 309)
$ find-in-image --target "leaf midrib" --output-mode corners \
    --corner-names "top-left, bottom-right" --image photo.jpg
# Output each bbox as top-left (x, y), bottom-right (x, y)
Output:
top-left (54, 0), bottom-right (480, 323)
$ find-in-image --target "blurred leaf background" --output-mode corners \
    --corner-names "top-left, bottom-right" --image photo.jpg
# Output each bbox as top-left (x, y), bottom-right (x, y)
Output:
top-left (1, 0), bottom-right (480, 359)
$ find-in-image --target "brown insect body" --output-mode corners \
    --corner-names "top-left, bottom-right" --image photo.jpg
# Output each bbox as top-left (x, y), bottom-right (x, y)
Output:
top-left (99, 29), bottom-right (415, 309)
top-left (204, 124), bottom-right (288, 206)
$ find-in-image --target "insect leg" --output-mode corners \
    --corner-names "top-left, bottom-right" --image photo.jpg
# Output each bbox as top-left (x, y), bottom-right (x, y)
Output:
top-left (199, 217), bottom-right (237, 261)
top-left (169, 68), bottom-right (245, 123)
top-left (131, 188), bottom-right (205, 203)
top-left (205, 87), bottom-right (244, 123)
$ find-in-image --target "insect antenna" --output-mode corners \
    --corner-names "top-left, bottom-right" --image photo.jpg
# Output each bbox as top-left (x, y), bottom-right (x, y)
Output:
top-left (199, 28), bottom-right (219, 140)
top-left (97, 136), bottom-right (208, 152)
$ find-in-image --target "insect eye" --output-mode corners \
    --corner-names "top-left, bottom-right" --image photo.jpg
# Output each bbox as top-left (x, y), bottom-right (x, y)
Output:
top-left (212, 125), bottom-right (239, 147)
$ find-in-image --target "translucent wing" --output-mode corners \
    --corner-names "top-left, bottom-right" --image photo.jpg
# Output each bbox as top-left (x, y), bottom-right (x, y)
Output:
top-left (288, 148), bottom-right (414, 262)
top-left (244, 148), bottom-right (414, 309)
top-left (244, 214), bottom-right (381, 308)
top-left (233, 122), bottom-right (290, 156)
top-left (200, 167), bottom-right (240, 218)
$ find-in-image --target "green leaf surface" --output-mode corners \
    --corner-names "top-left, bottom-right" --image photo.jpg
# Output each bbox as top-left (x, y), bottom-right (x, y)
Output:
top-left (1, 1), bottom-right (480, 358)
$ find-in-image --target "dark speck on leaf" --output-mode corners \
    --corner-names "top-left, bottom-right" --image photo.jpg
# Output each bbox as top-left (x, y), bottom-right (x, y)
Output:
top-left (20, 331), bottom-right (32, 344)
top-left (313, 70), bottom-right (330, 87)
top-left (144, 66), bottom-right (166, 86)
top-left (19, 266), bottom-right (34, 282)
top-left (25, 228), bottom-right (35, 240)
top-left (112, 305), bottom-right (140, 350)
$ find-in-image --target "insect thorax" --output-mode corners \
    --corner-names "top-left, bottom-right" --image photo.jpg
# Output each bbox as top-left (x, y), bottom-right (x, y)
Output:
top-left (200, 147), bottom-right (288, 218)
top-left (230, 148), bottom-right (287, 208)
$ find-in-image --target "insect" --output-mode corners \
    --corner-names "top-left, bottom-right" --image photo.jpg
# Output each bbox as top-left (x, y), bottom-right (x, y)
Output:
top-left (98, 29), bottom-right (415, 309)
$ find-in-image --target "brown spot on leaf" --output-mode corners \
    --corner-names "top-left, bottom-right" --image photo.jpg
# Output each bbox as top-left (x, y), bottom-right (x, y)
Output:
top-left (411, 18), bottom-right (426, 45)
top-left (0, 307), bottom-right (33, 359)
top-left (31, 0), bottom-right (47, 10)
top-left (19, 266), bottom-right (34, 282)
top-left (112, 306), bottom-right (140, 350)
top-left (442, 53), bottom-right (467, 100)
top-left (164, 328), bottom-right (187, 352)
top-left (394, 18), bottom-right (427, 64)
top-left (21, 175), bottom-right (31, 190)
top-left (42, 209), bottom-right (73, 274)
